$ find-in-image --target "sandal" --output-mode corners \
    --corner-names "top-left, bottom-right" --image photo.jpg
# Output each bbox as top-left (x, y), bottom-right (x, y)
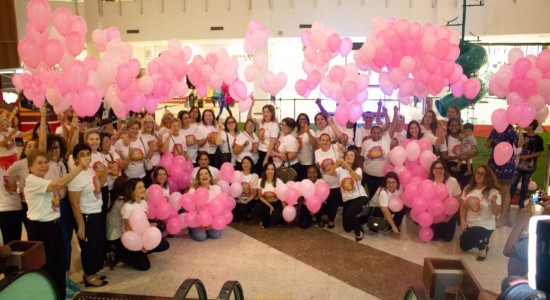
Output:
top-left (83, 275), bottom-right (108, 287)
top-left (327, 221), bottom-right (335, 229)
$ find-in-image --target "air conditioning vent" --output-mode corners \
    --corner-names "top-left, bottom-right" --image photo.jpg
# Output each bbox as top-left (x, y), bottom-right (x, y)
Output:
top-left (299, 24), bottom-right (312, 29)
top-left (126, 29), bottom-right (139, 34)
top-left (210, 26), bottom-right (224, 31)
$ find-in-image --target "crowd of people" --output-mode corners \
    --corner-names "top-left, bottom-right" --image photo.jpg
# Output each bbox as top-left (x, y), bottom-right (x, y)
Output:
top-left (0, 99), bottom-right (546, 299)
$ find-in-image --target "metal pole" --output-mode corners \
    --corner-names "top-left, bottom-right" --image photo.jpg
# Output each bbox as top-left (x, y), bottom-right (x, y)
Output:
top-left (460, 0), bottom-right (467, 48)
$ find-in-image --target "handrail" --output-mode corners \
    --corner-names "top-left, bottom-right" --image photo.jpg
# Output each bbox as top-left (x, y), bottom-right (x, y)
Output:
top-left (172, 278), bottom-right (208, 300)
top-left (217, 280), bottom-right (244, 300)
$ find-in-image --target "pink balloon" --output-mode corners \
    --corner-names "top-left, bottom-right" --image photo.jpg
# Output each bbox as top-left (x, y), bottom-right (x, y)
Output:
top-left (178, 173), bottom-right (191, 190)
top-left (43, 39), bottom-right (64, 67)
top-left (179, 193), bottom-right (195, 212)
top-left (493, 142), bottom-right (513, 166)
top-left (314, 181), bottom-right (330, 201)
top-left (398, 170), bottom-right (413, 187)
top-left (244, 65), bottom-right (258, 82)
top-left (66, 32), bottom-right (85, 56)
top-left (208, 198), bottom-right (226, 216)
top-left (142, 227), bottom-right (162, 251)
top-left (116, 64), bottom-right (134, 90)
top-left (419, 180), bottom-right (435, 200)
top-left (405, 141), bottom-right (421, 161)
top-left (417, 212), bottom-right (434, 227)
top-left (513, 58), bottom-right (532, 79)
top-left (121, 231), bottom-right (143, 251)
top-left (166, 217), bottom-right (182, 235)
top-left (506, 103), bottom-right (523, 125)
top-left (492, 109), bottom-right (509, 133)
top-left (168, 192), bottom-right (182, 210)
top-left (197, 210), bottom-right (213, 227)
top-left (169, 165), bottom-right (185, 182)
top-left (428, 201), bottom-right (445, 218)
top-left (217, 180), bottom-right (230, 194)
top-left (231, 80), bottom-right (247, 101)
top-left (443, 196), bottom-right (459, 215)
top-left (228, 183), bottom-right (243, 198)
top-left (388, 197), bottom-right (404, 212)
top-left (129, 210), bottom-right (149, 234)
top-left (418, 227), bottom-right (434, 242)
top-left (389, 146), bottom-right (407, 166)
top-left (334, 105), bottom-right (349, 126)
top-left (517, 103), bottom-right (536, 128)
top-left (220, 163), bottom-right (235, 183)
top-left (184, 211), bottom-right (199, 228)
top-left (253, 52), bottom-right (267, 70)
top-left (295, 80), bottom-right (309, 97)
top-left (156, 202), bottom-right (172, 221)
top-left (340, 38), bottom-right (353, 56)
top-left (306, 196), bottom-right (322, 214)
top-left (238, 97), bottom-right (253, 112)
top-left (146, 202), bottom-right (157, 219)
top-left (211, 215), bottom-right (226, 230)
top-left (412, 197), bottom-right (428, 212)
top-left (285, 188), bottom-right (300, 206)
top-left (221, 209), bottom-right (233, 224)
top-left (282, 206), bottom-right (297, 223)
top-left (27, 0), bottom-right (51, 33)
top-left (434, 183), bottom-right (449, 201)
top-left (463, 78), bottom-right (480, 99)
top-left (18, 38), bottom-right (42, 69)
top-left (194, 187), bottom-right (210, 206)
top-left (419, 151), bottom-right (436, 169)
top-left (528, 181), bottom-right (537, 191)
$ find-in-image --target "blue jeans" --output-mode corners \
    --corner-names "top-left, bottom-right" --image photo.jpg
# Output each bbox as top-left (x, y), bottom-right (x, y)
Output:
top-left (58, 197), bottom-right (75, 271)
top-left (509, 170), bottom-right (533, 208)
top-left (188, 228), bottom-right (222, 242)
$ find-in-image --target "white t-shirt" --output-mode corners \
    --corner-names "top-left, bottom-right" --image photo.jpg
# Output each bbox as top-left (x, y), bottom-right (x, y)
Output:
top-left (180, 125), bottom-right (198, 163)
top-left (162, 133), bottom-right (188, 156)
top-left (188, 185), bottom-right (222, 203)
top-left (141, 133), bottom-right (161, 165)
top-left (393, 130), bottom-right (407, 145)
top-left (361, 132), bottom-right (391, 177)
top-left (315, 126), bottom-right (337, 143)
top-left (106, 199), bottom-right (124, 240)
top-left (191, 166), bottom-right (220, 184)
top-left (462, 187), bottom-right (501, 230)
top-left (420, 125), bottom-right (438, 145)
top-left (0, 168), bottom-right (21, 212)
top-left (24, 174), bottom-right (60, 221)
top-left (103, 150), bottom-right (122, 190)
top-left (336, 167), bottom-right (367, 202)
top-left (355, 127), bottom-right (372, 146)
top-left (7, 159), bottom-right (28, 195)
top-left (220, 131), bottom-right (237, 165)
top-left (238, 173), bottom-right (259, 201)
top-left (0, 131), bottom-right (17, 157)
top-left (235, 132), bottom-right (259, 164)
top-left (121, 200), bottom-right (148, 219)
top-left (315, 145), bottom-right (342, 188)
top-left (439, 135), bottom-right (462, 163)
top-left (69, 152), bottom-right (109, 187)
top-left (196, 124), bottom-right (218, 154)
top-left (339, 125), bottom-right (356, 148)
top-left (273, 134), bottom-right (299, 168)
top-left (257, 121), bottom-right (279, 152)
top-left (114, 136), bottom-right (146, 178)
top-left (67, 168), bottom-right (103, 214)
top-left (370, 188), bottom-right (400, 208)
top-left (45, 160), bottom-right (68, 199)
top-left (54, 125), bottom-right (64, 136)
top-left (257, 178), bottom-right (283, 202)
top-left (296, 129), bottom-right (316, 165)
top-left (444, 177), bottom-right (462, 197)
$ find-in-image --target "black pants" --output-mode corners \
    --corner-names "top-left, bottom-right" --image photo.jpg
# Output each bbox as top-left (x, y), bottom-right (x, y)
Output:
top-left (143, 170), bottom-right (153, 188)
top-left (296, 163), bottom-right (312, 181)
top-left (460, 226), bottom-right (493, 251)
top-left (0, 209), bottom-right (23, 244)
top-left (297, 200), bottom-right (313, 229)
top-left (316, 188), bottom-right (341, 222)
top-left (431, 212), bottom-right (459, 242)
top-left (446, 161), bottom-right (472, 190)
top-left (256, 151), bottom-right (272, 176)
top-left (363, 173), bottom-right (383, 200)
top-left (256, 200), bottom-right (283, 228)
top-left (78, 213), bottom-right (105, 276)
top-left (342, 198), bottom-right (364, 236)
top-left (58, 196), bottom-right (75, 272)
top-left (101, 185), bottom-right (110, 215)
top-left (113, 238), bottom-right (169, 271)
top-left (232, 199), bottom-right (258, 222)
top-left (27, 220), bottom-right (66, 300)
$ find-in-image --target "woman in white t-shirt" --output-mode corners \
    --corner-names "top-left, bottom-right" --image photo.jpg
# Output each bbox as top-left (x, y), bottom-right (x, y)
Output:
top-left (100, 132), bottom-right (126, 202)
top-left (233, 119), bottom-right (260, 170)
top-left (141, 114), bottom-right (162, 180)
top-left (420, 109), bottom-right (444, 146)
top-left (161, 119), bottom-right (190, 161)
top-left (189, 107), bottom-right (201, 126)
top-left (0, 112), bottom-right (19, 166)
top-left (247, 102), bottom-right (279, 175)
top-left (368, 172), bottom-right (404, 234)
top-left (67, 143), bottom-right (108, 287)
top-left (219, 116), bottom-right (238, 167)
top-left (179, 111), bottom-right (199, 165)
top-left (459, 165), bottom-right (502, 261)
top-left (271, 117), bottom-right (299, 172)
top-left (188, 167), bottom-right (223, 241)
top-left (152, 166), bottom-right (170, 197)
top-left (328, 149), bottom-right (368, 241)
top-left (257, 162), bottom-right (285, 228)
top-left (440, 119), bottom-right (478, 189)
top-left (297, 165), bottom-right (326, 229)
top-left (108, 178), bottom-right (169, 271)
top-left (428, 160), bottom-right (462, 241)
top-left (295, 113), bottom-right (318, 180)
top-left (313, 113), bottom-right (341, 143)
top-left (232, 156), bottom-right (259, 222)
top-left (158, 111), bottom-right (175, 138)
top-left (24, 149), bottom-right (90, 298)
top-left (0, 166), bottom-right (23, 244)
top-left (114, 119), bottom-right (151, 183)
top-left (314, 133), bottom-right (344, 229)
top-left (196, 109), bottom-right (222, 166)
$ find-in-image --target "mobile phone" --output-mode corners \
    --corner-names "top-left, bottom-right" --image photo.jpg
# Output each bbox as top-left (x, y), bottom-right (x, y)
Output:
top-left (531, 191), bottom-right (541, 205)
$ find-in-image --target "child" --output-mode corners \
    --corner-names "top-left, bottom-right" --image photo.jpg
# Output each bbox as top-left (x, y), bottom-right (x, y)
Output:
top-left (455, 123), bottom-right (477, 176)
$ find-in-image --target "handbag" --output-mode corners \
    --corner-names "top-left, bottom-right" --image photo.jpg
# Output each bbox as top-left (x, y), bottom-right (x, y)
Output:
top-left (215, 131), bottom-right (232, 168)
top-left (516, 158), bottom-right (535, 172)
top-left (365, 189), bottom-right (389, 232)
top-left (277, 153), bottom-right (297, 183)
top-left (139, 137), bottom-right (154, 171)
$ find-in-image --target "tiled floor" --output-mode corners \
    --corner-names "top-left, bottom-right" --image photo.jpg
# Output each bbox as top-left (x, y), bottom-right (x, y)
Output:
top-left (67, 208), bottom-right (516, 299)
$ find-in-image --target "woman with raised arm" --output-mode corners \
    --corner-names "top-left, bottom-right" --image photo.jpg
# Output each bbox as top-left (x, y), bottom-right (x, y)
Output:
top-left (248, 101), bottom-right (279, 174)
top-left (157, 111), bottom-right (175, 138)
top-left (24, 148), bottom-right (91, 299)
top-left (295, 113), bottom-right (318, 180)
top-left (114, 119), bottom-right (153, 186)
top-left (271, 117), bottom-right (300, 175)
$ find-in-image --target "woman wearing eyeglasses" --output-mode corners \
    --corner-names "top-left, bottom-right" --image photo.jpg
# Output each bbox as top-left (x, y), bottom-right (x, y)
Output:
top-left (271, 118), bottom-right (299, 175)
top-left (141, 114), bottom-right (161, 180)
top-left (367, 172), bottom-right (404, 234)
top-left (179, 111), bottom-right (199, 165)
top-left (295, 113), bottom-right (317, 180)
top-left (160, 119), bottom-right (191, 161)
top-left (233, 119), bottom-right (259, 171)
top-left (428, 160), bottom-right (461, 242)
top-left (219, 116), bottom-right (239, 167)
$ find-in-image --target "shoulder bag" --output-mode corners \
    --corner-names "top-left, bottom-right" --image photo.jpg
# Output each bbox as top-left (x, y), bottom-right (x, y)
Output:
top-left (365, 189), bottom-right (389, 232)
top-left (277, 153), bottom-right (297, 183)
top-left (215, 131), bottom-right (232, 168)
top-left (139, 137), bottom-right (154, 171)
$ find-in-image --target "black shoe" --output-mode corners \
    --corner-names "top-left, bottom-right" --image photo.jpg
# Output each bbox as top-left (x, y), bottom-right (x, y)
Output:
top-left (477, 246), bottom-right (489, 261)
top-left (83, 276), bottom-right (108, 287)
top-left (355, 231), bottom-right (364, 242)
top-left (106, 251), bottom-right (117, 270)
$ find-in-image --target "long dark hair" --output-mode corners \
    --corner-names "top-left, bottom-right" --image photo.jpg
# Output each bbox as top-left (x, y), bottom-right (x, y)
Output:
top-left (20, 138), bottom-right (37, 160)
top-left (193, 166), bottom-right (214, 189)
top-left (422, 110), bottom-right (438, 135)
top-left (123, 178), bottom-right (144, 203)
top-left (224, 116), bottom-right (239, 134)
top-left (296, 113), bottom-right (310, 133)
top-left (153, 166), bottom-right (168, 188)
top-left (463, 165), bottom-right (503, 199)
top-left (46, 133), bottom-right (68, 160)
top-left (260, 162), bottom-right (277, 188)
top-left (428, 160), bottom-right (450, 183)
top-left (241, 156), bottom-right (255, 174)
top-left (406, 120), bottom-right (424, 139)
top-left (345, 149), bottom-right (362, 170)
top-left (381, 171), bottom-right (400, 191)
top-left (190, 107), bottom-right (201, 123)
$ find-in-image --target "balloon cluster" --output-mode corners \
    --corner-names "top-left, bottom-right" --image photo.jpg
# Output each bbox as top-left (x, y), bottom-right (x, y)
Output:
top-left (489, 48), bottom-right (550, 132)
top-left (157, 153), bottom-right (193, 192)
top-left (353, 18), bottom-right (480, 103)
top-left (146, 185), bottom-right (185, 235)
top-left (121, 210), bottom-right (162, 251)
top-left (386, 139), bottom-right (437, 186)
top-left (14, 0), bottom-right (102, 115)
top-left (180, 188), bottom-right (234, 231)
top-left (217, 163), bottom-right (245, 197)
top-left (274, 179), bottom-right (331, 223)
